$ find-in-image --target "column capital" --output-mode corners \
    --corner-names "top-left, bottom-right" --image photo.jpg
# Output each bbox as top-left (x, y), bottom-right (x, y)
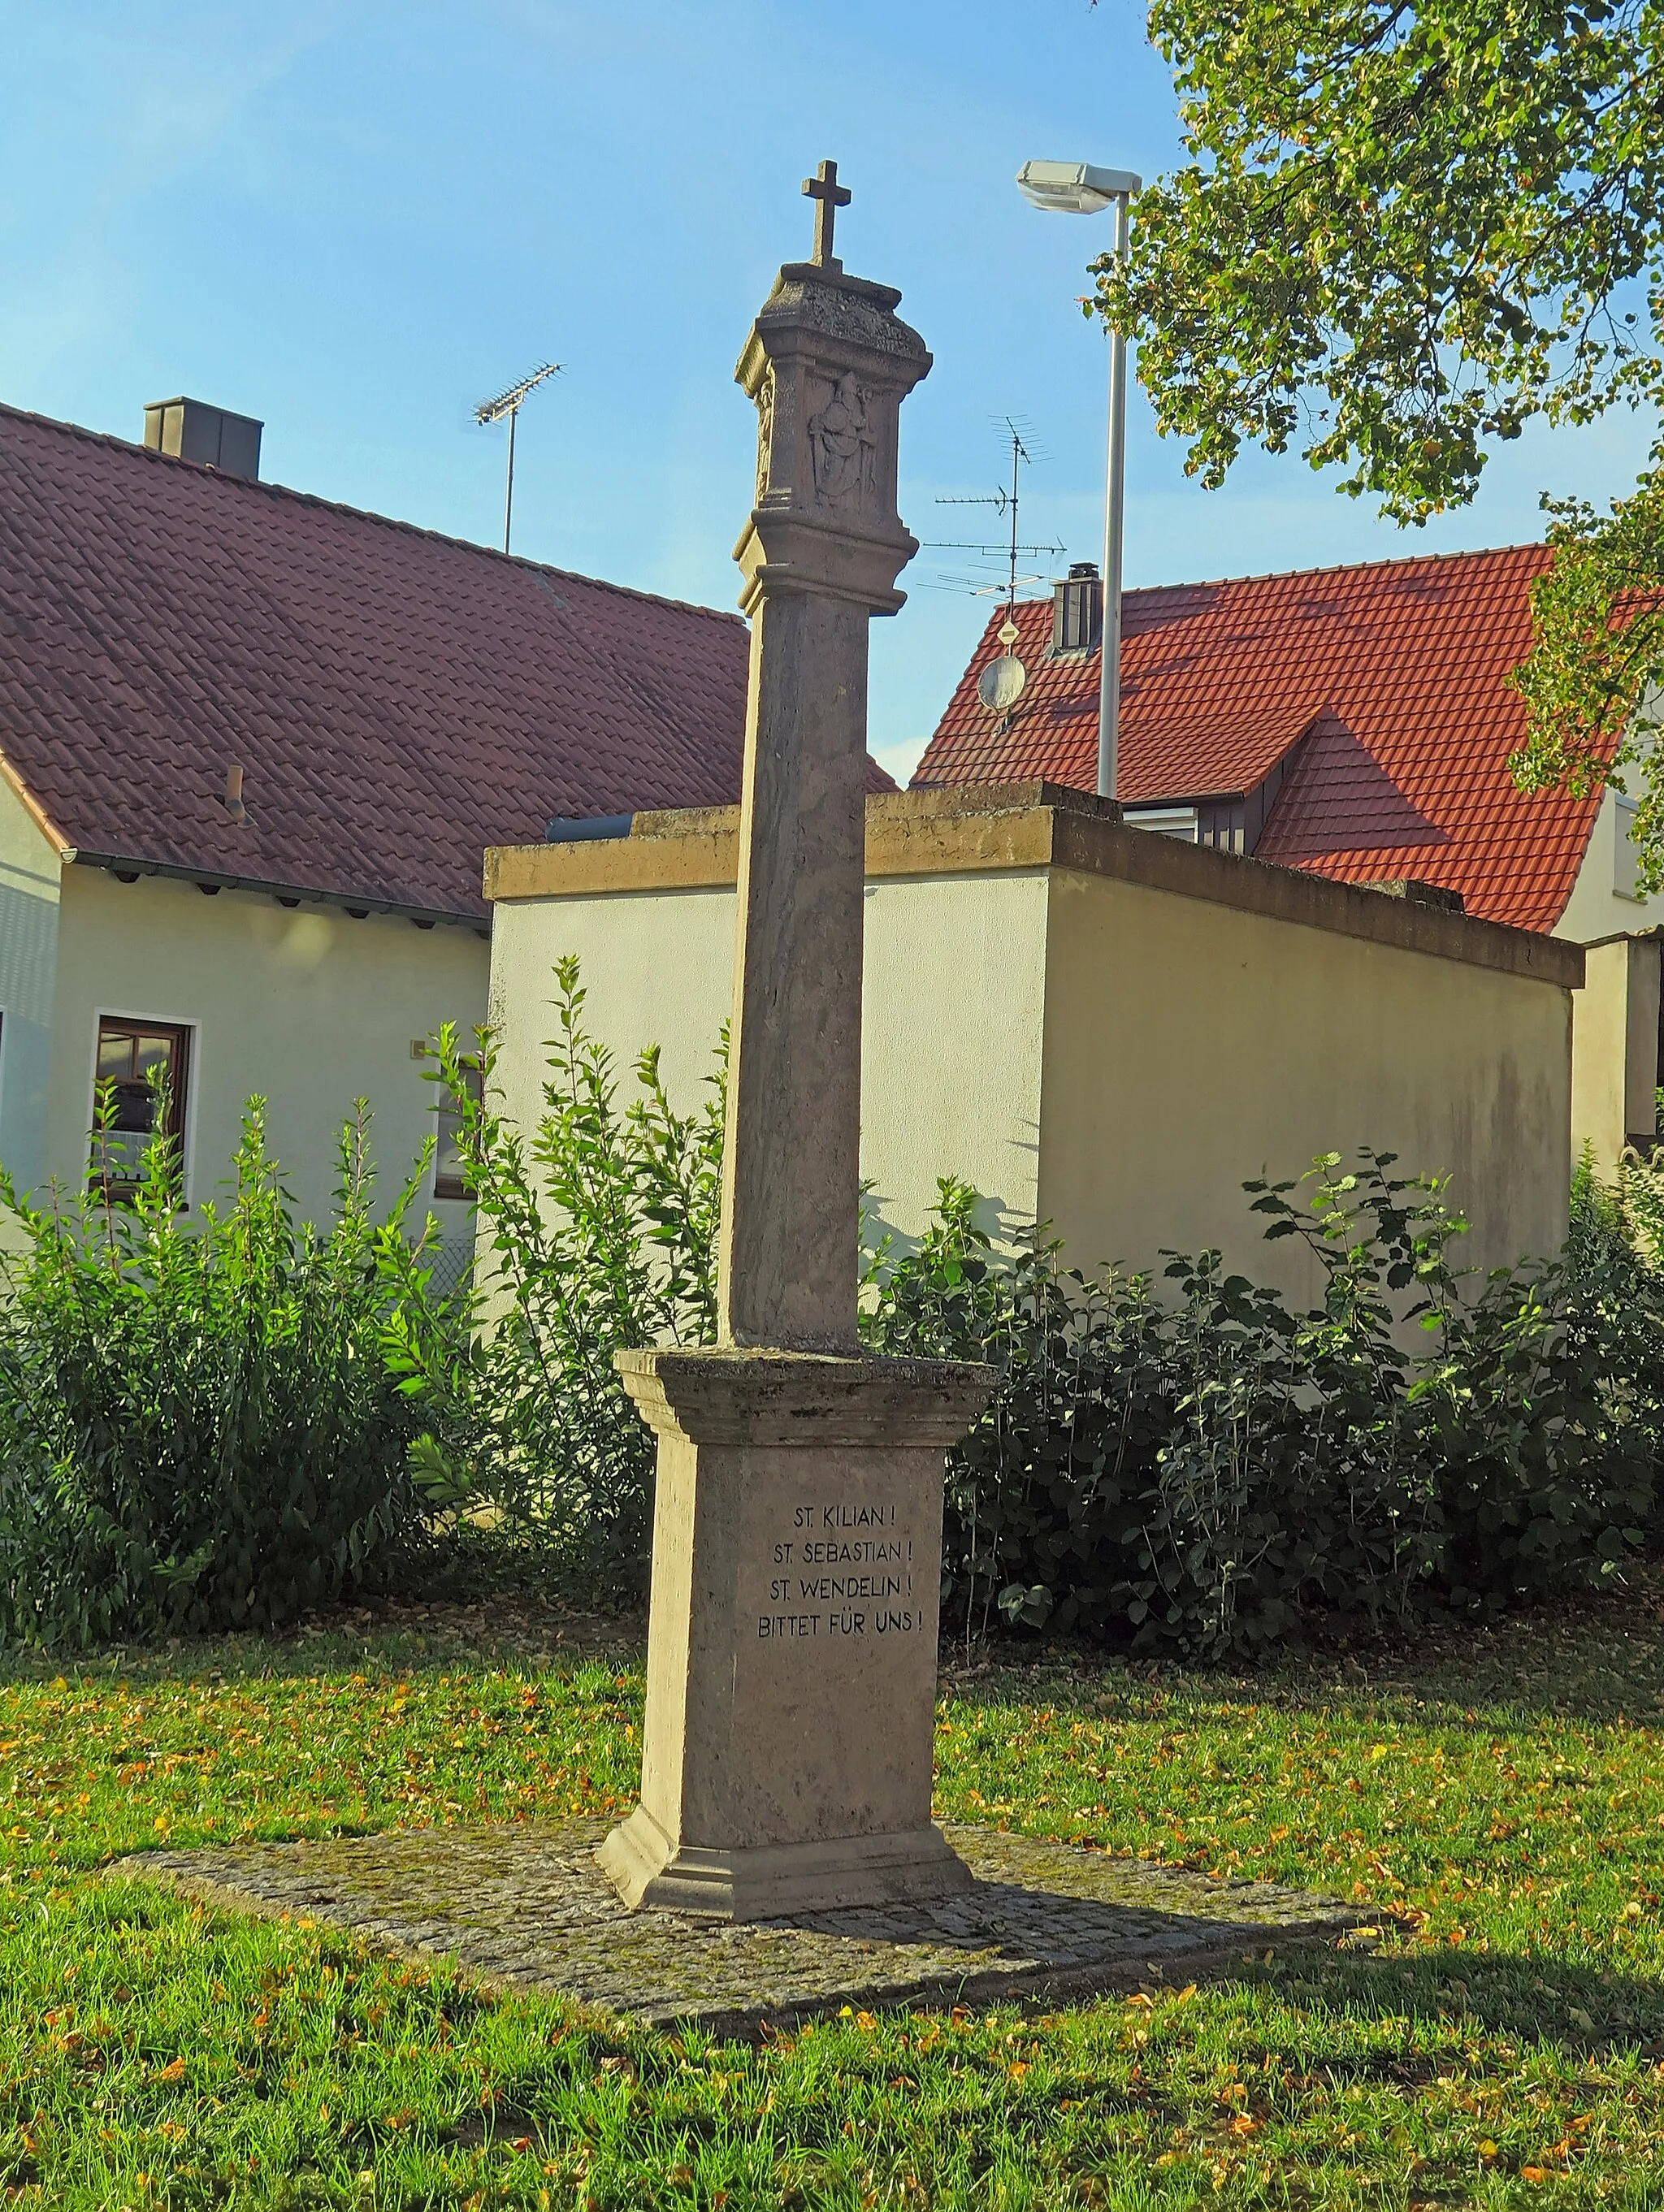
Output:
top-left (734, 263), bottom-right (933, 619)
top-left (616, 1346), bottom-right (996, 1448)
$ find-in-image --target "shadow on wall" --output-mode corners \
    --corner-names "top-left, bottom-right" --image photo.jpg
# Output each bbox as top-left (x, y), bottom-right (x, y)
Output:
top-left (861, 1182), bottom-right (1024, 1266)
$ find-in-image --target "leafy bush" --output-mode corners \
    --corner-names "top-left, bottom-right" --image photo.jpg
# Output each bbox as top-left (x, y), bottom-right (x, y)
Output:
top-left (9, 964), bottom-right (1648, 1657)
top-left (0, 1098), bottom-right (435, 1649)
top-left (377, 957), bottom-right (724, 1599)
top-left (411, 965), bottom-right (1658, 1656)
top-left (878, 1159), bottom-right (1656, 1658)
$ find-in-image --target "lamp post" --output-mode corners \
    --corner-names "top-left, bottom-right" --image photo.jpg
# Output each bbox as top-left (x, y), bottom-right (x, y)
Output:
top-left (1016, 160), bottom-right (1142, 804)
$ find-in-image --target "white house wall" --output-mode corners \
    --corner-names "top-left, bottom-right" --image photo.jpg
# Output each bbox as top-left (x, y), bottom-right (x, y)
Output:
top-left (1555, 784), bottom-right (1653, 943)
top-left (0, 769), bottom-right (61, 1193)
top-left (44, 868), bottom-right (489, 1231)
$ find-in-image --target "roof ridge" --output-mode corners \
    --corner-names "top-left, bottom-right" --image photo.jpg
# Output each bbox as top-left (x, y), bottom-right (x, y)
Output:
top-left (1120, 540), bottom-right (1547, 600)
top-left (0, 398), bottom-right (746, 630)
top-left (988, 540), bottom-right (1548, 629)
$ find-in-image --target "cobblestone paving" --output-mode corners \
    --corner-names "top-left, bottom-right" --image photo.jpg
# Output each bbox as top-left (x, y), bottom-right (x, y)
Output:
top-left (111, 1822), bottom-right (1370, 2031)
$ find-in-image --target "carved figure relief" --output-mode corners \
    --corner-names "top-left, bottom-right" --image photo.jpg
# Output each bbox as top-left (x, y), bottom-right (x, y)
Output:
top-left (753, 372), bottom-right (774, 502)
top-left (808, 372), bottom-right (875, 512)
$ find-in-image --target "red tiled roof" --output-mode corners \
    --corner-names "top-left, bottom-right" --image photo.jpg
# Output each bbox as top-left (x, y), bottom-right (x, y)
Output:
top-left (0, 404), bottom-right (890, 922)
top-left (914, 544), bottom-right (1604, 933)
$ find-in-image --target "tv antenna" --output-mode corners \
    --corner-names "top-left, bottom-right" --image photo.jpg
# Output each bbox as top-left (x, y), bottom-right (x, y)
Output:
top-left (475, 361), bottom-right (562, 555)
top-left (925, 419), bottom-right (1060, 715)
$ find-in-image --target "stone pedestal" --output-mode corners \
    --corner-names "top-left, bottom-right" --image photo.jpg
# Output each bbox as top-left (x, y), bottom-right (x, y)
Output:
top-left (598, 1349), bottom-right (993, 1918)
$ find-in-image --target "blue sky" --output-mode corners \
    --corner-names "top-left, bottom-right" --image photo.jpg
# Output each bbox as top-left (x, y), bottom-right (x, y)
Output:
top-left (2, 0), bottom-right (1653, 782)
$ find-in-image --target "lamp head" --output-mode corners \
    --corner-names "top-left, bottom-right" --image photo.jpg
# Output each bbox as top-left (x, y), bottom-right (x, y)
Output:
top-left (1016, 160), bottom-right (1142, 214)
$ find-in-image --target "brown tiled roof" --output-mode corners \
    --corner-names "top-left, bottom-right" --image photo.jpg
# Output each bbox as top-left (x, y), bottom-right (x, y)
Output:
top-left (914, 544), bottom-right (1606, 933)
top-left (0, 403), bottom-right (877, 923)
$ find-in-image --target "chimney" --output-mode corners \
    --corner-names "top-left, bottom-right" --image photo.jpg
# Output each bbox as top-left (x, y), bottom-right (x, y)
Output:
top-left (1051, 561), bottom-right (1103, 656)
top-left (143, 397), bottom-right (262, 480)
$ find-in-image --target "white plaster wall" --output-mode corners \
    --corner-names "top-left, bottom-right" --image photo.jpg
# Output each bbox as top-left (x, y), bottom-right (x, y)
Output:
top-left (489, 859), bottom-right (1571, 1311)
top-left (0, 776), bottom-right (62, 1193)
top-left (1557, 793), bottom-right (1662, 1168)
top-left (486, 872), bottom-right (1051, 1249)
top-left (45, 869), bottom-right (490, 1229)
top-left (1569, 937), bottom-right (1662, 1172)
top-left (860, 873), bottom-right (1048, 1240)
top-left (1039, 868), bottom-right (1573, 1306)
top-left (488, 885), bottom-right (736, 1158)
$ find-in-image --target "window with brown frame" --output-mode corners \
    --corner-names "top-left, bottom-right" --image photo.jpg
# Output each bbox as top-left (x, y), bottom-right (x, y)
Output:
top-left (91, 1018), bottom-right (191, 1192)
top-left (434, 1059), bottom-right (483, 1201)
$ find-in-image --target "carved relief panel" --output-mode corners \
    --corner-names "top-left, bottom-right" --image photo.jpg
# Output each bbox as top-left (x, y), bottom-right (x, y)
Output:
top-left (752, 370), bottom-right (774, 503)
top-left (806, 372), bottom-right (876, 514)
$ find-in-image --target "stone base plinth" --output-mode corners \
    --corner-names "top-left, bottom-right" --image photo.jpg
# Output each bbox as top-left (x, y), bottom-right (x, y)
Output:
top-left (114, 1820), bottom-right (1376, 2034)
top-left (603, 1347), bottom-right (994, 1921)
top-left (599, 1801), bottom-right (971, 1917)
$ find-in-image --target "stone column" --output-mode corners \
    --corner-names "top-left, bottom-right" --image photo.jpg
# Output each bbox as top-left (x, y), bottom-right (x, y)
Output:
top-left (599, 226), bottom-right (994, 1921)
top-left (718, 592), bottom-right (869, 1350)
top-left (718, 262), bottom-right (932, 1351)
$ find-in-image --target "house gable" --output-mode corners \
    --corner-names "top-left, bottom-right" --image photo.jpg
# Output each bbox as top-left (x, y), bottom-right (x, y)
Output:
top-left (0, 758), bottom-right (63, 1189)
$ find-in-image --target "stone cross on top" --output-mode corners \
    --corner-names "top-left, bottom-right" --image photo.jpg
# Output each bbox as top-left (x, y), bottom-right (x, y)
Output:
top-left (802, 158), bottom-right (851, 268)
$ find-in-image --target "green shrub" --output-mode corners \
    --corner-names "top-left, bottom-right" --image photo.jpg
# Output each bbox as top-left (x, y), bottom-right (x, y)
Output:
top-left (878, 1158), bottom-right (1655, 1659)
top-left (0, 1098), bottom-right (435, 1649)
top-left (865, 1171), bottom-right (1428, 1655)
top-left (377, 957), bottom-right (725, 1599)
top-left (411, 964), bottom-right (1658, 1655)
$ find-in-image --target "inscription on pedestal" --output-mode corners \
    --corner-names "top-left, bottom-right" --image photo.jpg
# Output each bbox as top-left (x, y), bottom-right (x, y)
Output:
top-left (757, 1498), bottom-right (922, 1643)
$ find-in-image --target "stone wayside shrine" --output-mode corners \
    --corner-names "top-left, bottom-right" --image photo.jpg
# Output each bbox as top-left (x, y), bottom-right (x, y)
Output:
top-left (118, 169), bottom-right (1375, 2024)
top-left (597, 163), bottom-right (998, 1920)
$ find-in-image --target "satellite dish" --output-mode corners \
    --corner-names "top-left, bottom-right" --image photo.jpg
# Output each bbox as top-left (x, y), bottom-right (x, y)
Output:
top-left (978, 653), bottom-right (1027, 714)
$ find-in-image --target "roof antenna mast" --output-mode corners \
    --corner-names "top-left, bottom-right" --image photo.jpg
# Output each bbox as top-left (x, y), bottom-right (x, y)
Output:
top-left (475, 361), bottom-right (562, 555)
top-left (1000, 420), bottom-right (1028, 621)
top-left (931, 419), bottom-right (1051, 719)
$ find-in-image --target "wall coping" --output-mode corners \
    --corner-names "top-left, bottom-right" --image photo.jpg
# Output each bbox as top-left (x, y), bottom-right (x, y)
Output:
top-left (483, 782), bottom-right (1584, 990)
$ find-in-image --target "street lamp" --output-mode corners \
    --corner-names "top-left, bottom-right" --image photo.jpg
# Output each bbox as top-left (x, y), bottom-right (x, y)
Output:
top-left (1016, 159), bottom-right (1142, 804)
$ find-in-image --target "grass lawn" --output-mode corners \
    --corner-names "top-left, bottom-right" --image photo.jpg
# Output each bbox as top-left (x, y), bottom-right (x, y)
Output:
top-left (4, 1585), bottom-right (1664, 2210)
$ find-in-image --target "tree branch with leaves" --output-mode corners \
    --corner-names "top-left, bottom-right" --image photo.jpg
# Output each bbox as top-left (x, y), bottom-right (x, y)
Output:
top-left (1094, 0), bottom-right (1664, 876)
